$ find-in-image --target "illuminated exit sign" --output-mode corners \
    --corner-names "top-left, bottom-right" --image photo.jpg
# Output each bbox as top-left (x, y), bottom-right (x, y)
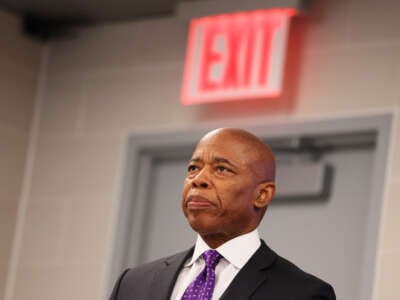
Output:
top-left (181, 9), bottom-right (297, 105)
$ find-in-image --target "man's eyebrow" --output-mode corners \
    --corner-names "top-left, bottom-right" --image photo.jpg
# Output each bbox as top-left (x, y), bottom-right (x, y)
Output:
top-left (189, 157), bottom-right (201, 163)
top-left (188, 157), bottom-right (236, 168)
top-left (214, 157), bottom-right (236, 168)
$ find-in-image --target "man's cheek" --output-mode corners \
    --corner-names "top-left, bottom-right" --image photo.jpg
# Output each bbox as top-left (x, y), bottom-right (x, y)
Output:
top-left (181, 184), bottom-right (190, 199)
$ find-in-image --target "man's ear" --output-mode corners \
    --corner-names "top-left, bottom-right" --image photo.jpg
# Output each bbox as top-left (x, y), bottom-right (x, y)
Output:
top-left (254, 182), bottom-right (275, 209)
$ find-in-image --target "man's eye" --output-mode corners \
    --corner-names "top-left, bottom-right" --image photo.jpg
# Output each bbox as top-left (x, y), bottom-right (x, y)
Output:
top-left (187, 165), bottom-right (197, 172)
top-left (217, 166), bottom-right (229, 172)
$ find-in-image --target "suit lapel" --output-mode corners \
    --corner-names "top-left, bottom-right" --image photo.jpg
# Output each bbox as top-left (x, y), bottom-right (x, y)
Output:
top-left (220, 240), bottom-right (277, 300)
top-left (149, 248), bottom-right (194, 300)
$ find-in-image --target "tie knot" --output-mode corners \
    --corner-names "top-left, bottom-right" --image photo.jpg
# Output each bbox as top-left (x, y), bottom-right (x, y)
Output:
top-left (202, 250), bottom-right (222, 269)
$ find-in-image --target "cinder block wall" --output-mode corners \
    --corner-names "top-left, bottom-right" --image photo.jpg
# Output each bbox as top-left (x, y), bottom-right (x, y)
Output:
top-left (0, 9), bottom-right (41, 300)
top-left (4, 0), bottom-right (400, 299)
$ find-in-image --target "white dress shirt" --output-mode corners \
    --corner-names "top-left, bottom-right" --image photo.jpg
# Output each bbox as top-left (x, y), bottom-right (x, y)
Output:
top-left (170, 229), bottom-right (261, 300)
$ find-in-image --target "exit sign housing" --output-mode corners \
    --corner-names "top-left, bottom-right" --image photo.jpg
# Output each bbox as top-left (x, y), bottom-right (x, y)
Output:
top-left (181, 9), bottom-right (296, 105)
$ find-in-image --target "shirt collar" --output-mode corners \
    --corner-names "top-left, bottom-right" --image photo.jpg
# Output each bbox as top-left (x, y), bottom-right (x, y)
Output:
top-left (186, 229), bottom-right (261, 269)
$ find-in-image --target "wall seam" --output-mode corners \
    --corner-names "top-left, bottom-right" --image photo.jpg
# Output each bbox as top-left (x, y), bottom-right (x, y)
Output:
top-left (4, 45), bottom-right (49, 300)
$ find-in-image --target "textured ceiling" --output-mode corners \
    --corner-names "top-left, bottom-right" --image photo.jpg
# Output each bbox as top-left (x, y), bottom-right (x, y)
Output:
top-left (0, 0), bottom-right (180, 24)
top-left (0, 0), bottom-right (305, 40)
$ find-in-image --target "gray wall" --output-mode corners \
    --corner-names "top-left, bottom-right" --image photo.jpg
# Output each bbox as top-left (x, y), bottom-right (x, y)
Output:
top-left (0, 9), bottom-right (41, 300)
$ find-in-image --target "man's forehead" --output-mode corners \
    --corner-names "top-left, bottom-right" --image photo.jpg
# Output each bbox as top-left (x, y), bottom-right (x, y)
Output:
top-left (191, 137), bottom-right (256, 165)
top-left (197, 130), bottom-right (253, 149)
top-left (197, 130), bottom-right (260, 153)
top-left (191, 128), bottom-right (275, 181)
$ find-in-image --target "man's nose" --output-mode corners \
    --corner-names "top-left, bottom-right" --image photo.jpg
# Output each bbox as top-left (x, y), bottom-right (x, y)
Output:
top-left (192, 168), bottom-right (211, 188)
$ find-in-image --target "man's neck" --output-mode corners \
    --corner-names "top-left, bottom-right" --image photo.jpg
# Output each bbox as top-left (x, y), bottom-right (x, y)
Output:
top-left (200, 229), bottom-right (256, 249)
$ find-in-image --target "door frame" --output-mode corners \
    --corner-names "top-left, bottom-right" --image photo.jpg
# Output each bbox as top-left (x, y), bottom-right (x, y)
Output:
top-left (105, 113), bottom-right (393, 300)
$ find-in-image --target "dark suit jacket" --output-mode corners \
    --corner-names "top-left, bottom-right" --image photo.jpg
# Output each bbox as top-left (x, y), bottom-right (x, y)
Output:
top-left (109, 240), bottom-right (336, 300)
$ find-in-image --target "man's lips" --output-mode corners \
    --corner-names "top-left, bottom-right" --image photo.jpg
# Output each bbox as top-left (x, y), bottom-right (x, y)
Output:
top-left (186, 195), bottom-right (214, 209)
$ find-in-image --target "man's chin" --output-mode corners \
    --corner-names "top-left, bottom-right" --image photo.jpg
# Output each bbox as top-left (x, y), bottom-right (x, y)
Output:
top-left (186, 215), bottom-right (220, 235)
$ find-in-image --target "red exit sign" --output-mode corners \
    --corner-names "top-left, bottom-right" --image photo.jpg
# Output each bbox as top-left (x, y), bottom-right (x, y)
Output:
top-left (181, 9), bottom-right (297, 105)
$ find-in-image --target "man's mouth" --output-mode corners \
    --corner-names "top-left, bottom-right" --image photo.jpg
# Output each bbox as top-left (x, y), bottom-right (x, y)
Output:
top-left (186, 195), bottom-right (214, 209)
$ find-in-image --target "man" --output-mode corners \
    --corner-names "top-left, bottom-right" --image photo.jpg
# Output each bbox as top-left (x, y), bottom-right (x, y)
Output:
top-left (110, 128), bottom-right (336, 300)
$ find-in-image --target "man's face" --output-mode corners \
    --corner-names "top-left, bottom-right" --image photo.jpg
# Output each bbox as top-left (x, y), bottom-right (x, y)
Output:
top-left (181, 132), bottom-right (262, 240)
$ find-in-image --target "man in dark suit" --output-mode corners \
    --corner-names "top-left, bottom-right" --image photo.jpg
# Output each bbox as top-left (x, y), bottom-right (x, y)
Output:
top-left (110, 128), bottom-right (336, 300)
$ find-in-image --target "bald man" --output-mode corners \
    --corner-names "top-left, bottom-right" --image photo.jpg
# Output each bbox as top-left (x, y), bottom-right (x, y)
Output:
top-left (110, 128), bottom-right (336, 300)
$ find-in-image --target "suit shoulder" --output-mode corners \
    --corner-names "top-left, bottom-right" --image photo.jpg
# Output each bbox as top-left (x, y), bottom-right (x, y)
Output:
top-left (273, 254), bottom-right (326, 282)
top-left (109, 249), bottom-right (191, 300)
top-left (124, 249), bottom-right (189, 279)
top-left (270, 254), bottom-right (336, 299)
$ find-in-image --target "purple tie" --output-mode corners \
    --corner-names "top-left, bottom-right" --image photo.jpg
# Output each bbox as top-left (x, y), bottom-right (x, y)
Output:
top-left (181, 250), bottom-right (222, 300)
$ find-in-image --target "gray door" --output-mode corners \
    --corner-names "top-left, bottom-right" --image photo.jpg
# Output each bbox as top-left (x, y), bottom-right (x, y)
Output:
top-left (135, 147), bottom-right (372, 300)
